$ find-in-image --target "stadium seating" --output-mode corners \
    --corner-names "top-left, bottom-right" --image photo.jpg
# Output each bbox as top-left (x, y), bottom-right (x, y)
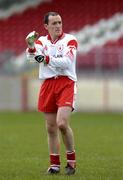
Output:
top-left (0, 0), bottom-right (123, 70)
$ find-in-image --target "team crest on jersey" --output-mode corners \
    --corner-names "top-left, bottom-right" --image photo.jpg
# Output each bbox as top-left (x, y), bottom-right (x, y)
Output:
top-left (57, 45), bottom-right (64, 52)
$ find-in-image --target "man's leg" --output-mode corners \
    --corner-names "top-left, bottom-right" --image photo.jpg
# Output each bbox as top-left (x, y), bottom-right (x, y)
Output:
top-left (56, 107), bottom-right (76, 174)
top-left (44, 113), bottom-right (60, 174)
top-left (57, 107), bottom-right (74, 151)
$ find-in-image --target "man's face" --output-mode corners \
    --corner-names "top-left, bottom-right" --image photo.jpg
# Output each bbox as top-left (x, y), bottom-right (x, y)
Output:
top-left (44, 15), bottom-right (62, 39)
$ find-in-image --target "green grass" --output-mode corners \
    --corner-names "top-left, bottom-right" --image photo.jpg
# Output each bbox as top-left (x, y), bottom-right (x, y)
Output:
top-left (0, 112), bottom-right (123, 180)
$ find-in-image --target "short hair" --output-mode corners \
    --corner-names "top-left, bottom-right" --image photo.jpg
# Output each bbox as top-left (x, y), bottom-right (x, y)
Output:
top-left (43, 12), bottom-right (60, 24)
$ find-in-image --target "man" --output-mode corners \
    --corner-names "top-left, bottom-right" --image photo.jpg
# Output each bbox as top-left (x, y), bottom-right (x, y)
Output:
top-left (26, 12), bottom-right (78, 175)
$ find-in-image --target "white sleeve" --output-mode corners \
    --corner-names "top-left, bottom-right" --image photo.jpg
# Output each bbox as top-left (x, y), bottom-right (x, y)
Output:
top-left (49, 46), bottom-right (77, 69)
top-left (26, 40), bottom-right (44, 62)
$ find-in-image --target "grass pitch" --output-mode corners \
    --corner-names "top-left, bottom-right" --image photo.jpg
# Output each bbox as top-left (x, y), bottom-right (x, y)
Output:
top-left (0, 112), bottom-right (123, 180)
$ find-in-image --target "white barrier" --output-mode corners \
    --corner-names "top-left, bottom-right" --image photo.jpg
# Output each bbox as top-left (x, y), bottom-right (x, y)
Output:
top-left (0, 76), bottom-right (123, 112)
top-left (0, 76), bottom-right (22, 111)
top-left (76, 77), bottom-right (123, 112)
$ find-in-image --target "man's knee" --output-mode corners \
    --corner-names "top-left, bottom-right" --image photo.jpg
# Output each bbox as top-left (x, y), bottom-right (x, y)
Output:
top-left (47, 124), bottom-right (57, 135)
top-left (57, 107), bottom-right (72, 133)
top-left (57, 118), bottom-right (67, 133)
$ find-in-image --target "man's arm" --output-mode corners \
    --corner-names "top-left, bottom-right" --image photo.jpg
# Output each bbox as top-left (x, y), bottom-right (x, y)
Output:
top-left (47, 39), bottom-right (78, 69)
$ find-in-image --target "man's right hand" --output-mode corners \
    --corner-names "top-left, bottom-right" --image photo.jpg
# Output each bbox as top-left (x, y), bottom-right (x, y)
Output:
top-left (26, 31), bottom-right (39, 48)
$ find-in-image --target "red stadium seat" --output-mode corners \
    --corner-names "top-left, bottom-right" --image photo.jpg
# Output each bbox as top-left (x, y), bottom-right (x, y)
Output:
top-left (0, 0), bottom-right (123, 71)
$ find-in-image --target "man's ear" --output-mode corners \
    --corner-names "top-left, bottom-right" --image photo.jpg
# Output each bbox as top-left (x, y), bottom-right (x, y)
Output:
top-left (44, 24), bottom-right (48, 30)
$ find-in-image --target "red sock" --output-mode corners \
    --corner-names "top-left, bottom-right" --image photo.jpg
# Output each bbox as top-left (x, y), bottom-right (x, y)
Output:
top-left (66, 150), bottom-right (76, 168)
top-left (50, 154), bottom-right (60, 168)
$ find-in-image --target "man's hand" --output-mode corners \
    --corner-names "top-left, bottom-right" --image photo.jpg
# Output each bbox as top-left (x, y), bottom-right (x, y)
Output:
top-left (26, 31), bottom-right (39, 48)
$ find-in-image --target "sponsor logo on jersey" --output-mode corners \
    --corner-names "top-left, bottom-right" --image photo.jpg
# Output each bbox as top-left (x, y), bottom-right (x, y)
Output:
top-left (53, 54), bottom-right (63, 58)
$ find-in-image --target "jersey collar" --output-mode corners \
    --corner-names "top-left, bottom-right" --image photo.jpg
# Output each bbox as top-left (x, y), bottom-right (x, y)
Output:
top-left (47, 32), bottom-right (64, 44)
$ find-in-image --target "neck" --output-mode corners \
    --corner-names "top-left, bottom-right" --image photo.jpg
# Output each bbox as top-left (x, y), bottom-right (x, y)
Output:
top-left (48, 32), bottom-right (64, 43)
top-left (51, 35), bottom-right (58, 41)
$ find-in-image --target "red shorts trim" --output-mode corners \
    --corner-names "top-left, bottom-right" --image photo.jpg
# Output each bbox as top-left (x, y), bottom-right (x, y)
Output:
top-left (38, 76), bottom-right (77, 113)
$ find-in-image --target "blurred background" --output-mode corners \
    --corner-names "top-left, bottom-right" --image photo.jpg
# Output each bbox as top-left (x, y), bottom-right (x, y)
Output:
top-left (0, 0), bottom-right (123, 112)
